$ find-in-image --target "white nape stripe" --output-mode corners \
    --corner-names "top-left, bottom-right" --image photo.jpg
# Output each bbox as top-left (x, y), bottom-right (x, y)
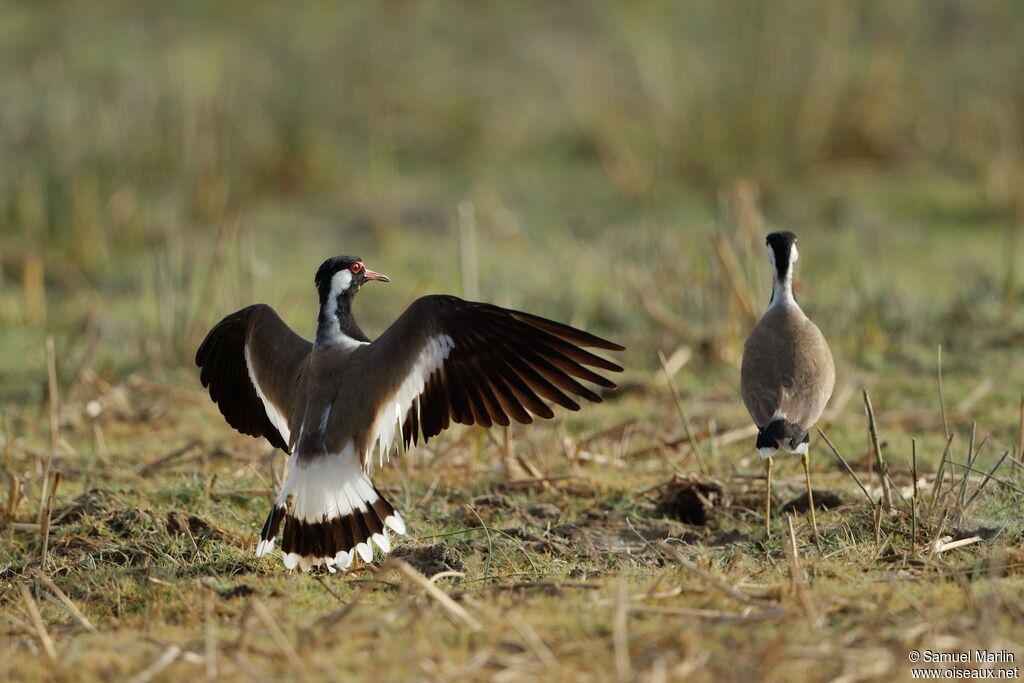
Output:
top-left (768, 242), bottom-right (798, 310)
top-left (367, 334), bottom-right (455, 468)
top-left (245, 344), bottom-right (291, 445)
top-left (321, 270), bottom-right (370, 350)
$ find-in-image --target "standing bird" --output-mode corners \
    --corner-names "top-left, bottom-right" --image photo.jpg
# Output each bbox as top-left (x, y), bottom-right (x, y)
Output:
top-left (196, 256), bottom-right (623, 572)
top-left (741, 232), bottom-right (834, 537)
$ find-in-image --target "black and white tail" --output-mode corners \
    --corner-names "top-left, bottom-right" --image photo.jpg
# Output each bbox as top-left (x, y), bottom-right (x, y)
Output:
top-left (256, 453), bottom-right (405, 573)
top-left (756, 418), bottom-right (809, 459)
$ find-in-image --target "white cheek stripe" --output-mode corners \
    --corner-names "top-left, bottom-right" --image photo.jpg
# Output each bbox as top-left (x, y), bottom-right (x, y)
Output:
top-left (320, 270), bottom-right (370, 350)
top-left (367, 334), bottom-right (455, 469)
top-left (245, 344), bottom-right (291, 446)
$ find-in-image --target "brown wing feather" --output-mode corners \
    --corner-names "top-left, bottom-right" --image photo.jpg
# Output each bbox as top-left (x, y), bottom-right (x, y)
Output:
top-left (328, 295), bottom-right (623, 455)
top-left (195, 304), bottom-right (312, 451)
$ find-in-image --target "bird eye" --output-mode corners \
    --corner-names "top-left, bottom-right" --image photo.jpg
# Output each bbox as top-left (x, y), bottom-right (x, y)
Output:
top-left (350, 262), bottom-right (364, 274)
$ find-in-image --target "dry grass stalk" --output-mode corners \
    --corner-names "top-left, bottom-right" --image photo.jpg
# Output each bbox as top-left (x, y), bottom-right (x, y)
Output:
top-left (817, 429), bottom-right (873, 505)
top-left (927, 509), bottom-right (950, 562)
top-left (136, 440), bottom-right (200, 476)
top-left (22, 250), bottom-right (46, 324)
top-left (34, 570), bottom-right (97, 633)
top-left (655, 345), bottom-right (692, 385)
top-left (873, 499), bottom-right (883, 548)
top-left (956, 378), bottom-right (993, 413)
top-left (862, 390), bottom-right (893, 511)
top-left (38, 336), bottom-right (59, 526)
top-left (658, 350), bottom-right (707, 475)
top-left (958, 421), bottom-right (978, 514)
top-left (710, 232), bottom-right (757, 327)
top-left (205, 589), bottom-right (217, 679)
top-left (784, 515), bottom-right (816, 621)
top-left (250, 598), bottom-right (309, 676)
top-left (964, 449), bottom-right (1011, 511)
top-left (1018, 394), bottom-right (1024, 464)
top-left (6, 475), bottom-right (20, 537)
top-left (92, 421), bottom-right (110, 465)
top-left (633, 286), bottom-right (695, 341)
top-left (126, 645), bottom-right (181, 683)
top-left (786, 514), bottom-right (800, 573)
top-left (945, 460), bottom-right (1024, 495)
top-left (391, 558), bottom-right (483, 632)
top-left (934, 535), bottom-right (983, 554)
top-left (39, 471), bottom-right (60, 570)
top-left (613, 582), bottom-right (631, 682)
top-left (929, 433), bottom-right (956, 513)
top-left (937, 345), bottom-right (949, 440)
top-left (911, 440), bottom-right (919, 555)
top-left (657, 542), bottom-right (785, 616)
top-left (509, 615), bottom-right (560, 672)
top-left (19, 583), bottom-right (57, 662)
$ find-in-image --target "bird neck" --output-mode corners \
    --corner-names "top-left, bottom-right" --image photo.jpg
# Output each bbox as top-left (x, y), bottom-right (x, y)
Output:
top-left (769, 267), bottom-right (796, 309)
top-left (316, 292), bottom-right (369, 348)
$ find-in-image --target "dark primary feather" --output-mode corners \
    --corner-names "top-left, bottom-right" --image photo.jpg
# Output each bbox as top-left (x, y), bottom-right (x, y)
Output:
top-left (195, 304), bottom-right (312, 452)
top-left (351, 295), bottom-right (624, 451)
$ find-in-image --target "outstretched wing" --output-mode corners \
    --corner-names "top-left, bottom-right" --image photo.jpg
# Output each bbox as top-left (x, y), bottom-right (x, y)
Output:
top-left (334, 295), bottom-right (624, 464)
top-left (195, 304), bottom-right (312, 452)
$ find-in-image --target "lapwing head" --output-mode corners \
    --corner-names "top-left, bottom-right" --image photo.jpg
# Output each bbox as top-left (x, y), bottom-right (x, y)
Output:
top-left (315, 255), bottom-right (390, 306)
top-left (765, 231), bottom-right (798, 283)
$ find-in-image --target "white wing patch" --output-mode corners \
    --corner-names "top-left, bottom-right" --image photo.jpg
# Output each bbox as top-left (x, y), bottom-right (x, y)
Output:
top-left (245, 343), bottom-right (291, 446)
top-left (367, 334), bottom-right (455, 468)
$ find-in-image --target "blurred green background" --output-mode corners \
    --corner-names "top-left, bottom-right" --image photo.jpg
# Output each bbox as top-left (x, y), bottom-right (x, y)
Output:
top-left (2, 1), bottom-right (1024, 404)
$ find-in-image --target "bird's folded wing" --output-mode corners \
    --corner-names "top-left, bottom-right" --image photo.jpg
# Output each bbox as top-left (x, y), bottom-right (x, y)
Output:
top-left (340, 295), bottom-right (624, 465)
top-left (195, 304), bottom-right (312, 452)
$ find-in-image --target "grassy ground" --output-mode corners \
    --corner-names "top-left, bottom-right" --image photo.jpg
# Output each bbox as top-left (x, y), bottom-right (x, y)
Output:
top-left (3, 3), bottom-right (1024, 682)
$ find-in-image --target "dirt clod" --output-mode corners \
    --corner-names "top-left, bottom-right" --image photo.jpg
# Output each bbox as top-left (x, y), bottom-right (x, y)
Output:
top-left (525, 503), bottom-right (561, 521)
top-left (51, 489), bottom-right (117, 526)
top-left (392, 541), bottom-right (465, 577)
top-left (780, 490), bottom-right (843, 514)
top-left (166, 510), bottom-right (229, 541)
top-left (655, 476), bottom-right (724, 526)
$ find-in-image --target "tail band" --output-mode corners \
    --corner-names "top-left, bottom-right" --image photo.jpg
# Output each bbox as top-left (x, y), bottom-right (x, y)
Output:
top-left (756, 419), bottom-right (809, 457)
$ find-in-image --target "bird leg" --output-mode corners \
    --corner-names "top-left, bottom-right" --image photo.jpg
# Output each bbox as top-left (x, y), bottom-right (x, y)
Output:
top-left (802, 450), bottom-right (819, 542)
top-left (764, 456), bottom-right (773, 537)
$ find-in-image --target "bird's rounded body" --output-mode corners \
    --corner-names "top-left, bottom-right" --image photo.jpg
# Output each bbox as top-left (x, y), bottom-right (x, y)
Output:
top-left (741, 231), bottom-right (834, 459)
top-left (741, 301), bottom-right (835, 456)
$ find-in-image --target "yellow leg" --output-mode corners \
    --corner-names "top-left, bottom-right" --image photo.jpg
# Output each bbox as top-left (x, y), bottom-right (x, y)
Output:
top-left (765, 456), bottom-right (773, 537)
top-left (802, 451), bottom-right (820, 542)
